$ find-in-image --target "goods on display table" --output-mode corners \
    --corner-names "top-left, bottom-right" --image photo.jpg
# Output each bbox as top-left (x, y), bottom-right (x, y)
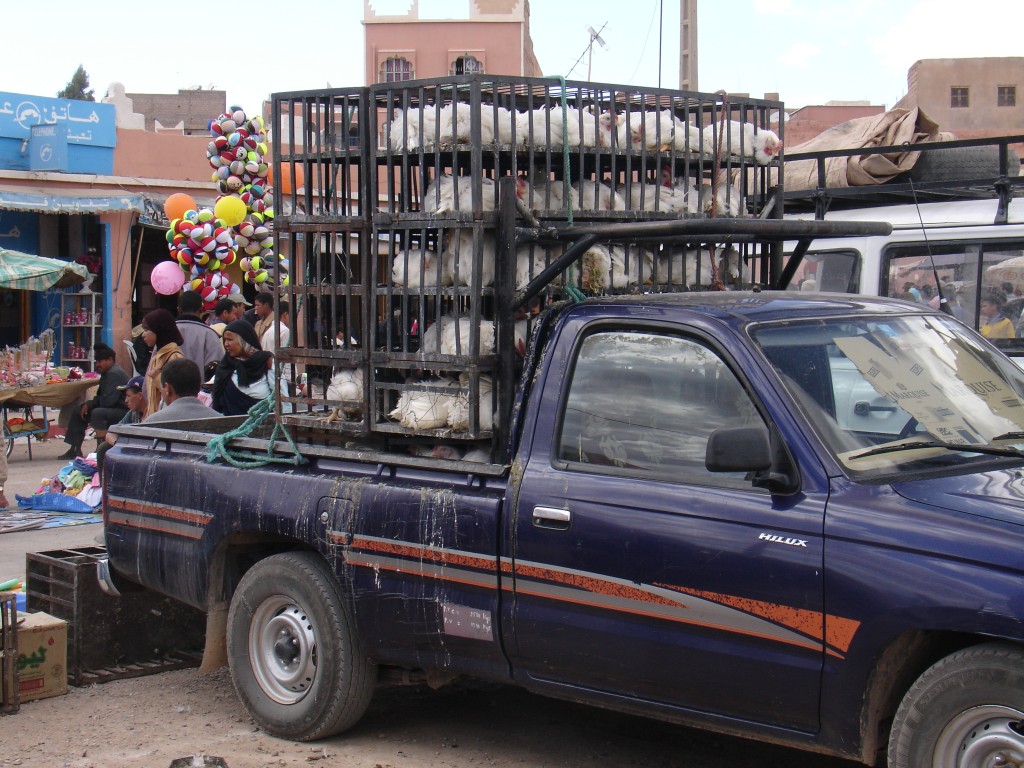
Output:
top-left (1, 331), bottom-right (99, 457)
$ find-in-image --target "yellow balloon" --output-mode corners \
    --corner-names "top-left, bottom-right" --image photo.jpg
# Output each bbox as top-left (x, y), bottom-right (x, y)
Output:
top-left (214, 195), bottom-right (247, 227)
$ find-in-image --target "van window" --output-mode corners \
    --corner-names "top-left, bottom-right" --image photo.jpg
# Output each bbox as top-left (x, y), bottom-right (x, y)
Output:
top-left (882, 239), bottom-right (1024, 355)
top-left (792, 249), bottom-right (861, 293)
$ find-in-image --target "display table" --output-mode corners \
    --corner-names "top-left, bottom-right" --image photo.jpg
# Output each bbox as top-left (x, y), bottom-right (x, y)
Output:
top-left (1, 379), bottom-right (98, 458)
top-left (0, 378), bottom-right (99, 408)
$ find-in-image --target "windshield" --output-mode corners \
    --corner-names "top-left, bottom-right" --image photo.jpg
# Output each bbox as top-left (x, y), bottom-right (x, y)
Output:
top-left (750, 313), bottom-right (1024, 478)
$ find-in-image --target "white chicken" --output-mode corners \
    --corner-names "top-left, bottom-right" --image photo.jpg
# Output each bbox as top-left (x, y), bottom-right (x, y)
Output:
top-left (490, 106), bottom-right (519, 145)
top-left (391, 248), bottom-right (452, 288)
top-left (447, 374), bottom-right (494, 432)
top-left (462, 446), bottom-right (492, 463)
top-left (653, 247), bottom-right (715, 287)
top-left (389, 383), bottom-right (452, 431)
top-left (595, 109), bottom-right (621, 148)
top-left (661, 170), bottom-right (743, 217)
top-left (614, 110), bottom-right (681, 152)
top-left (573, 180), bottom-right (626, 211)
top-left (628, 179), bottom-right (699, 214)
top-left (702, 120), bottom-right (782, 165)
top-left (419, 314), bottom-right (454, 355)
top-left (515, 244), bottom-right (553, 291)
top-left (715, 245), bottom-right (747, 287)
top-left (443, 228), bottom-right (497, 287)
top-left (440, 317), bottom-right (496, 356)
top-left (518, 167), bottom-right (571, 211)
top-left (322, 368), bottom-right (364, 421)
top-left (671, 116), bottom-right (704, 154)
top-left (700, 179), bottom-right (744, 217)
top-left (422, 174), bottom-right (497, 214)
top-left (433, 102), bottom-right (476, 145)
top-left (607, 245), bottom-right (655, 289)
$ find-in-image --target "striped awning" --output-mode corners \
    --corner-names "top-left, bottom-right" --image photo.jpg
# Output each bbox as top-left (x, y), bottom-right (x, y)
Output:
top-left (0, 248), bottom-right (90, 291)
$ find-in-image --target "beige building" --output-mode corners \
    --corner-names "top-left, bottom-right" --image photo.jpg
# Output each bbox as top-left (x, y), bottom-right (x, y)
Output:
top-left (363, 0), bottom-right (541, 84)
top-left (894, 57), bottom-right (1023, 137)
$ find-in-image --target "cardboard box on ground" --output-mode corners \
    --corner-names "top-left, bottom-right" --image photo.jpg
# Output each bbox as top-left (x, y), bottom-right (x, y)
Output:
top-left (16, 610), bottom-right (68, 702)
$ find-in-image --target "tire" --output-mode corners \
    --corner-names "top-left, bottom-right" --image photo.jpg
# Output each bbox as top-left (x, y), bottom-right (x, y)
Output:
top-left (887, 642), bottom-right (1024, 768)
top-left (909, 146), bottom-right (1020, 183)
top-left (227, 551), bottom-right (376, 741)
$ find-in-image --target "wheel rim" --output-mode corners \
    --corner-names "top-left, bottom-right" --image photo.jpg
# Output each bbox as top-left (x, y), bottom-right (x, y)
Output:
top-left (248, 595), bottom-right (318, 705)
top-left (933, 705), bottom-right (1024, 768)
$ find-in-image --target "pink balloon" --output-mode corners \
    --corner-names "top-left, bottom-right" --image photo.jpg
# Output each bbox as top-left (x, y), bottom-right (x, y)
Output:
top-left (151, 260), bottom-right (185, 295)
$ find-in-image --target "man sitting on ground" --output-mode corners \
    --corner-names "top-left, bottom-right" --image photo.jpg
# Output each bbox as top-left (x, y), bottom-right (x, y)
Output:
top-left (61, 343), bottom-right (129, 459)
top-left (144, 359), bottom-right (221, 424)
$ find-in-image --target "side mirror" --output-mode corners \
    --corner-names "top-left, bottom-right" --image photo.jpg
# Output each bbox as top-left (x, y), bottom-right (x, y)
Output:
top-left (706, 425), bottom-right (772, 472)
top-left (706, 425), bottom-right (799, 495)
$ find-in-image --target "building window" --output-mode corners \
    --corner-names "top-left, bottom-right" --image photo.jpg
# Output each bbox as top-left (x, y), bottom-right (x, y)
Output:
top-left (380, 57), bottom-right (413, 83)
top-left (998, 85), bottom-right (1016, 107)
top-left (950, 86), bottom-right (969, 108)
top-left (450, 55), bottom-right (484, 76)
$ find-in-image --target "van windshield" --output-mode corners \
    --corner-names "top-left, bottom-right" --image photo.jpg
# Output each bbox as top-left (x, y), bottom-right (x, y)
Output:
top-left (751, 313), bottom-right (1024, 478)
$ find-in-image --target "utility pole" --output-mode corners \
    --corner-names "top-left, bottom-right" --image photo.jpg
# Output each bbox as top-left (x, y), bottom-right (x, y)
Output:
top-left (680, 0), bottom-right (698, 91)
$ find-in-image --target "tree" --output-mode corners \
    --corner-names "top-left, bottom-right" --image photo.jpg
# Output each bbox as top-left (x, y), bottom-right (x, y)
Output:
top-left (57, 65), bottom-right (95, 101)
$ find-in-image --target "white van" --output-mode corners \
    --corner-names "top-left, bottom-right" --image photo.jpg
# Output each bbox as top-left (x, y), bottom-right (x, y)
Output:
top-left (784, 140), bottom-right (1024, 358)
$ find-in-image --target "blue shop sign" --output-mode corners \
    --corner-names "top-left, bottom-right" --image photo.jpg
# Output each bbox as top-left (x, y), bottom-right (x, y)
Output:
top-left (0, 92), bottom-right (115, 174)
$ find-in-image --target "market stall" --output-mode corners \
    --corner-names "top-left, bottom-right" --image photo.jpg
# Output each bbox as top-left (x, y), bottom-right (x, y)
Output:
top-left (1, 333), bottom-right (99, 458)
top-left (0, 250), bottom-right (97, 457)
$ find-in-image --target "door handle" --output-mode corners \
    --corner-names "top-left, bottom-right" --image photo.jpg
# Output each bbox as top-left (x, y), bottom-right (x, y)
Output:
top-left (533, 506), bottom-right (572, 530)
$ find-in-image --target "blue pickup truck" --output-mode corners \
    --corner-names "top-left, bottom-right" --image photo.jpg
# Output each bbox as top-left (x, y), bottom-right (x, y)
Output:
top-left (101, 290), bottom-right (1024, 768)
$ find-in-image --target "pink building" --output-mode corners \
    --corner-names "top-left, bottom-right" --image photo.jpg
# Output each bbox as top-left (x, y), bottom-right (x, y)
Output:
top-left (363, 0), bottom-right (541, 83)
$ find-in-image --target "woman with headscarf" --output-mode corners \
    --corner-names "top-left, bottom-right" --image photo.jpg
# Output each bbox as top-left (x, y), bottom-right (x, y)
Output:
top-left (141, 308), bottom-right (185, 418)
top-left (212, 320), bottom-right (274, 415)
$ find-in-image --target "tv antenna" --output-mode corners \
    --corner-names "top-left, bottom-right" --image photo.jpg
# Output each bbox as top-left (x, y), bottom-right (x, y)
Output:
top-left (586, 23), bottom-right (609, 80)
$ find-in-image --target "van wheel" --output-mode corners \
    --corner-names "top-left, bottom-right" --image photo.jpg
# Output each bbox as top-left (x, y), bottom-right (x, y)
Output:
top-left (887, 642), bottom-right (1024, 768)
top-left (227, 551), bottom-right (376, 741)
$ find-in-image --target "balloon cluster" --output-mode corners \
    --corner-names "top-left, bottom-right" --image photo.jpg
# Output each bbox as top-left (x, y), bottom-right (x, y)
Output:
top-left (155, 106), bottom-right (291, 303)
top-left (156, 192), bottom-right (243, 305)
top-left (206, 107), bottom-right (287, 288)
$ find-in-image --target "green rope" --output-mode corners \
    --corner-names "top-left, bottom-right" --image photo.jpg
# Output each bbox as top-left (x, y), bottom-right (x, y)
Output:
top-left (545, 75), bottom-right (582, 301)
top-left (206, 394), bottom-right (307, 469)
top-left (548, 75), bottom-right (575, 228)
top-left (565, 281), bottom-right (587, 303)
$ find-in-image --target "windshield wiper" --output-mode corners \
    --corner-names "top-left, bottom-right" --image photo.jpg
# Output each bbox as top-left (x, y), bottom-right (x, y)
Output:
top-left (849, 440), bottom-right (1024, 461)
top-left (991, 431), bottom-right (1024, 442)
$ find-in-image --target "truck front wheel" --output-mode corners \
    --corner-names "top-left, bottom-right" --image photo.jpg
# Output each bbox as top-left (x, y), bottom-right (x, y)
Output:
top-left (888, 642), bottom-right (1024, 768)
top-left (227, 551), bottom-right (376, 740)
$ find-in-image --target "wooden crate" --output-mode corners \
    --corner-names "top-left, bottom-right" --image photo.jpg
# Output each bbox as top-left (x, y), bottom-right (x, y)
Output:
top-left (25, 547), bottom-right (205, 685)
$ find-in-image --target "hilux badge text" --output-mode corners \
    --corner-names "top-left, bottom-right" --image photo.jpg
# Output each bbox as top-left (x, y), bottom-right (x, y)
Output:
top-left (758, 532), bottom-right (808, 547)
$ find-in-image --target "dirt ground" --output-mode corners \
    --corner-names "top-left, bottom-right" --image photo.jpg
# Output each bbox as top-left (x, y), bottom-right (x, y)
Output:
top-left (2, 665), bottom-right (860, 768)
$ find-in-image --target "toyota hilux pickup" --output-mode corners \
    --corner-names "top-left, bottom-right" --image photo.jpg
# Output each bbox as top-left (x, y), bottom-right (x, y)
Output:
top-left (102, 290), bottom-right (1024, 768)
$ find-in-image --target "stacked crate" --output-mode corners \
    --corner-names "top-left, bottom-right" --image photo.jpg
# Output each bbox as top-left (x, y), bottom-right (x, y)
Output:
top-left (272, 75), bottom-right (784, 461)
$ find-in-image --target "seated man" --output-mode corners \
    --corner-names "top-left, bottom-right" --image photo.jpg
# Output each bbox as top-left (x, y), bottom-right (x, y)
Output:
top-left (144, 359), bottom-right (221, 424)
top-left (61, 343), bottom-right (130, 459)
top-left (96, 375), bottom-right (146, 476)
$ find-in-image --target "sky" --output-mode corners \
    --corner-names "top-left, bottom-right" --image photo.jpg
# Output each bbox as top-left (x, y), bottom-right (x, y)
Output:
top-left (4, 0), bottom-right (1022, 116)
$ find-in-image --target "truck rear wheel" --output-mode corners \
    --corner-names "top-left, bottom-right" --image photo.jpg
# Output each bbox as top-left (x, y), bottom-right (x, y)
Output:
top-left (227, 551), bottom-right (376, 741)
top-left (887, 642), bottom-right (1024, 768)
